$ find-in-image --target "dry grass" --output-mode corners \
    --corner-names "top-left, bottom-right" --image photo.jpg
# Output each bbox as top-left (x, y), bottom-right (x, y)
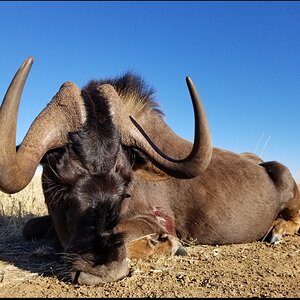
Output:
top-left (0, 175), bottom-right (47, 242)
top-left (0, 175), bottom-right (46, 218)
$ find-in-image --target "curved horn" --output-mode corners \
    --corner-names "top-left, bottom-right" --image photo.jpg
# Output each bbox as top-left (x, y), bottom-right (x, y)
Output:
top-left (129, 77), bottom-right (212, 178)
top-left (96, 77), bottom-right (212, 179)
top-left (0, 57), bottom-right (86, 194)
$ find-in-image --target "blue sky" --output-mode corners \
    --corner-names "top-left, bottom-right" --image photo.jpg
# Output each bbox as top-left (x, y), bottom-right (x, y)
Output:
top-left (0, 1), bottom-right (299, 181)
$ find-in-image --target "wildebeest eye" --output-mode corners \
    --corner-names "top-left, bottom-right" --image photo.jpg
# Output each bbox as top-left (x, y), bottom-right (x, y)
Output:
top-left (125, 193), bottom-right (131, 198)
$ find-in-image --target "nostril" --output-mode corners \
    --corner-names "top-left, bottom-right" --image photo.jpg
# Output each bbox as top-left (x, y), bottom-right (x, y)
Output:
top-left (73, 271), bottom-right (81, 284)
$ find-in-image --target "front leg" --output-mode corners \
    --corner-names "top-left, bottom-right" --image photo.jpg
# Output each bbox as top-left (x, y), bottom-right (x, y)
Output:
top-left (125, 233), bottom-right (187, 259)
top-left (118, 205), bottom-right (185, 259)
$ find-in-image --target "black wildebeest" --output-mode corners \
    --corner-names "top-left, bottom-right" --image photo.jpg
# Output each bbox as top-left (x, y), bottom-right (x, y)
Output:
top-left (0, 57), bottom-right (299, 285)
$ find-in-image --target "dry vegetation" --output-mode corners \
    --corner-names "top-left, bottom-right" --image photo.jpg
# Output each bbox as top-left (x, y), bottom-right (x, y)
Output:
top-left (0, 176), bottom-right (300, 297)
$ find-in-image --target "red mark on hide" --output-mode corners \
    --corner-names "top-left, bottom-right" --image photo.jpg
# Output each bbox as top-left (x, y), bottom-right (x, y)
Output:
top-left (153, 207), bottom-right (174, 234)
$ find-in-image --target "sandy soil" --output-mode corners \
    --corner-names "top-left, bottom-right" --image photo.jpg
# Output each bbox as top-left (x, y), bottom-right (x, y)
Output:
top-left (1, 177), bottom-right (300, 298)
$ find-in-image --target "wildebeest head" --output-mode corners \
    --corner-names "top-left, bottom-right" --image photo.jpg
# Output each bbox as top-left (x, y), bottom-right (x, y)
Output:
top-left (0, 57), bottom-right (212, 284)
top-left (39, 86), bottom-right (133, 284)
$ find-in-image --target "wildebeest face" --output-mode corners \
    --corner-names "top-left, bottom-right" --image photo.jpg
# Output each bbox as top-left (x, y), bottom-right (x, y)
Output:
top-left (42, 144), bottom-right (133, 284)
top-left (38, 81), bottom-right (134, 284)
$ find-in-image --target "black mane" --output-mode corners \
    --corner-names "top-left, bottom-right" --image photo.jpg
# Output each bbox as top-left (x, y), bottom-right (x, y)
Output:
top-left (84, 71), bottom-right (164, 117)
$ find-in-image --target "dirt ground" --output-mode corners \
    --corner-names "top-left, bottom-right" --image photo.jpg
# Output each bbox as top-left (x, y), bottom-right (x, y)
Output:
top-left (0, 178), bottom-right (300, 298)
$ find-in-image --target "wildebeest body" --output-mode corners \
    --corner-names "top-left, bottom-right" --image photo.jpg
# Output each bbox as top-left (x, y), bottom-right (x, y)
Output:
top-left (1, 57), bottom-right (299, 285)
top-left (120, 147), bottom-right (297, 245)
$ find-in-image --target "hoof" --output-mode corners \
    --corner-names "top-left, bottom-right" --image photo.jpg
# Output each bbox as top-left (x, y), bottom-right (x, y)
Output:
top-left (269, 233), bottom-right (282, 245)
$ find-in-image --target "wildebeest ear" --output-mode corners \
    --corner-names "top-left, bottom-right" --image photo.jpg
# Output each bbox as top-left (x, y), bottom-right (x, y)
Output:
top-left (133, 160), bottom-right (170, 181)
